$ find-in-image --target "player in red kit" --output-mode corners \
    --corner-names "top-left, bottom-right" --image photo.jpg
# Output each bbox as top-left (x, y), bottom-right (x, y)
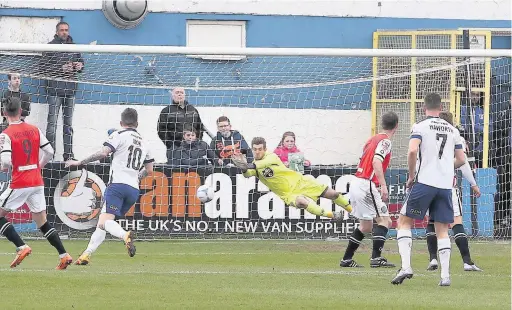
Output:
top-left (0, 97), bottom-right (72, 269)
top-left (340, 112), bottom-right (399, 268)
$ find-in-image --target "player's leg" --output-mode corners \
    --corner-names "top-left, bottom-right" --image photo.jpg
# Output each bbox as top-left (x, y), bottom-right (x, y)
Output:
top-left (293, 195), bottom-right (334, 218)
top-left (75, 224), bottom-right (107, 265)
top-left (370, 215), bottom-right (394, 267)
top-left (27, 187), bottom-right (72, 270)
top-left (425, 217), bottom-right (438, 270)
top-left (322, 188), bottom-right (353, 213)
top-left (452, 216), bottom-right (480, 271)
top-left (99, 184), bottom-right (137, 257)
top-left (391, 183), bottom-right (434, 285)
top-left (292, 180), bottom-right (338, 219)
top-left (430, 188), bottom-right (454, 286)
top-left (450, 189), bottom-right (481, 271)
top-left (434, 222), bottom-right (451, 286)
top-left (366, 182), bottom-right (394, 267)
top-left (339, 179), bottom-right (366, 267)
top-left (340, 219), bottom-right (369, 267)
top-left (0, 188), bottom-right (32, 267)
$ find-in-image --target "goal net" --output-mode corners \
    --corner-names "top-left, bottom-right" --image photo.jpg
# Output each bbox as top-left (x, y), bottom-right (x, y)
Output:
top-left (0, 43), bottom-right (509, 240)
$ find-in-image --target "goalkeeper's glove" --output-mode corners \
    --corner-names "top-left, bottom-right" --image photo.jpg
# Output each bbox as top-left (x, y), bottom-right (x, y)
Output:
top-left (231, 153), bottom-right (249, 171)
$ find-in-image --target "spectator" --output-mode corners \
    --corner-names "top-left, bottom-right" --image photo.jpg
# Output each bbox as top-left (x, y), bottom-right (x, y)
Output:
top-left (1, 73), bottom-right (30, 131)
top-left (157, 87), bottom-right (204, 150)
top-left (167, 124), bottom-right (214, 166)
top-left (460, 92), bottom-right (484, 167)
top-left (41, 21), bottom-right (84, 161)
top-left (210, 116), bottom-right (253, 166)
top-left (274, 131), bottom-right (310, 167)
top-left (491, 94), bottom-right (511, 237)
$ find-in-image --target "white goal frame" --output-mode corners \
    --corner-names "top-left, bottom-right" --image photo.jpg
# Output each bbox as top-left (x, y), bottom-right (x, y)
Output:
top-left (1, 43), bottom-right (511, 57)
top-left (0, 43), bottom-right (510, 240)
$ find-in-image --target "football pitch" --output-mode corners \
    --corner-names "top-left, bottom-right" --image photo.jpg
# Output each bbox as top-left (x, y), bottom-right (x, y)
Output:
top-left (0, 239), bottom-right (509, 310)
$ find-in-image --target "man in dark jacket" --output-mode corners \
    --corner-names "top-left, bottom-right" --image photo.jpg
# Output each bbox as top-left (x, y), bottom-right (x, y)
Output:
top-left (157, 87), bottom-right (204, 150)
top-left (1, 73), bottom-right (30, 131)
top-left (41, 21), bottom-right (84, 161)
top-left (167, 124), bottom-right (214, 166)
top-left (210, 116), bottom-right (253, 166)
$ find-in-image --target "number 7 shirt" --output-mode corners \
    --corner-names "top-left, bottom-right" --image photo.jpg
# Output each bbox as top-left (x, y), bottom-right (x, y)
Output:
top-left (0, 121), bottom-right (52, 189)
top-left (410, 116), bottom-right (463, 189)
top-left (103, 128), bottom-right (153, 189)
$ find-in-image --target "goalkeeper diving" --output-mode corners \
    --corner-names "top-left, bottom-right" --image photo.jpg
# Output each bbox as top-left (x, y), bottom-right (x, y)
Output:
top-left (231, 137), bottom-right (352, 220)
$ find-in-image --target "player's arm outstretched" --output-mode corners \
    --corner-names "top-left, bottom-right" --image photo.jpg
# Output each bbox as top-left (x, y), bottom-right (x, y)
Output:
top-left (232, 152), bottom-right (279, 178)
top-left (65, 145), bottom-right (111, 167)
top-left (65, 132), bottom-right (119, 167)
top-left (38, 129), bottom-right (54, 168)
top-left (232, 153), bottom-right (257, 177)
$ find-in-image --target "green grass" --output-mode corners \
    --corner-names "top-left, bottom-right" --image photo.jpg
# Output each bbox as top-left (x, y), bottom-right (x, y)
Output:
top-left (0, 239), bottom-right (509, 310)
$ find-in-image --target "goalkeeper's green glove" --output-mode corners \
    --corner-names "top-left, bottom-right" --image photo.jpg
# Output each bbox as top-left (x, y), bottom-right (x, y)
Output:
top-left (231, 153), bottom-right (249, 171)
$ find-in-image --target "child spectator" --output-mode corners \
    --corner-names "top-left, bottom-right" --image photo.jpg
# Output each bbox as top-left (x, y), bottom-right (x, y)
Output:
top-left (167, 124), bottom-right (214, 166)
top-left (274, 131), bottom-right (310, 167)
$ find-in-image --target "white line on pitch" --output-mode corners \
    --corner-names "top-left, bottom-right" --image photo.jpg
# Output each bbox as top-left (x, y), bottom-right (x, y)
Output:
top-left (0, 252), bottom-right (274, 256)
top-left (0, 268), bottom-right (506, 278)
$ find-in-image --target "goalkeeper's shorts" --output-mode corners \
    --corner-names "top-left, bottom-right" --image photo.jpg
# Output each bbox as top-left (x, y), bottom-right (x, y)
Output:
top-left (283, 177), bottom-right (328, 206)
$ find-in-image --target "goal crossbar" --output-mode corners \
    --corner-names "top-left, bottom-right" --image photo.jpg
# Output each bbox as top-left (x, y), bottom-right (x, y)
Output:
top-left (1, 43), bottom-right (511, 57)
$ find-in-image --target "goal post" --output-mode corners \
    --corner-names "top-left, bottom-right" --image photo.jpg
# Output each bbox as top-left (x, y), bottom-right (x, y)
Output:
top-left (0, 43), bottom-right (510, 240)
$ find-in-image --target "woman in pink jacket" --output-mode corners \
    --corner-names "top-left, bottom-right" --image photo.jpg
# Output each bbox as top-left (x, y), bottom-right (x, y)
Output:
top-left (273, 131), bottom-right (311, 167)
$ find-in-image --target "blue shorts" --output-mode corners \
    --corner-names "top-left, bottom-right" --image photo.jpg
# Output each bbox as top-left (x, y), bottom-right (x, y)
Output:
top-left (103, 183), bottom-right (139, 217)
top-left (400, 183), bottom-right (453, 224)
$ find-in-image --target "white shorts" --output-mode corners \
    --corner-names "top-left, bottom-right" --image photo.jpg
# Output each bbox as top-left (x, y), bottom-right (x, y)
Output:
top-left (452, 188), bottom-right (462, 217)
top-left (349, 177), bottom-right (389, 220)
top-left (0, 186), bottom-right (46, 213)
top-left (419, 188), bottom-right (462, 218)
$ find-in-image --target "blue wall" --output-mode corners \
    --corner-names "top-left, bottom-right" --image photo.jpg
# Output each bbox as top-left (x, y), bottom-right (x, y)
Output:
top-left (1, 9), bottom-right (510, 48)
top-left (0, 8), bottom-right (510, 109)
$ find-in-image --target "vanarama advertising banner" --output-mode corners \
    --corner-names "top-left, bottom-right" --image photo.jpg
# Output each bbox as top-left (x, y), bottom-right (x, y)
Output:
top-left (43, 163), bottom-right (422, 238)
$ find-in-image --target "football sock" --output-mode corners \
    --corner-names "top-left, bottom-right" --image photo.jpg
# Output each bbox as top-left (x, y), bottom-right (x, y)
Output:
top-left (333, 194), bottom-right (352, 212)
top-left (85, 228), bottom-right (107, 255)
top-left (397, 229), bottom-right (412, 270)
top-left (40, 221), bottom-right (66, 255)
top-left (343, 228), bottom-right (364, 260)
top-left (438, 237), bottom-right (451, 279)
top-left (426, 223), bottom-right (438, 261)
top-left (452, 224), bottom-right (472, 264)
top-left (0, 217), bottom-right (25, 248)
top-left (305, 201), bottom-right (333, 218)
top-left (104, 219), bottom-right (127, 239)
top-left (372, 225), bottom-right (388, 259)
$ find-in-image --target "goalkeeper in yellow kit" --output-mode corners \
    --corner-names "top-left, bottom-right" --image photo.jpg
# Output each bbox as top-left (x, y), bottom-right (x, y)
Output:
top-left (231, 137), bottom-right (352, 220)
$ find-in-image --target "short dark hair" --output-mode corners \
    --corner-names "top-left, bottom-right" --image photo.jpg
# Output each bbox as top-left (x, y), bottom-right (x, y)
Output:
top-left (381, 111), bottom-right (399, 130)
top-left (56, 21), bottom-right (69, 31)
top-left (3, 97), bottom-right (21, 117)
top-left (7, 73), bottom-right (19, 81)
top-left (121, 108), bottom-right (138, 127)
top-left (183, 123), bottom-right (196, 134)
top-left (251, 137), bottom-right (266, 148)
top-left (424, 93), bottom-right (442, 111)
top-left (439, 111), bottom-right (454, 126)
top-left (216, 116), bottom-right (230, 124)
